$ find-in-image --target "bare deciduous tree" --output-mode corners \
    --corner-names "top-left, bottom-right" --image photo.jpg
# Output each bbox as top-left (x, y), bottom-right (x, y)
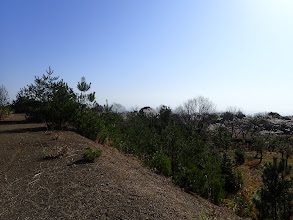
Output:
top-left (197, 96), bottom-right (216, 115)
top-left (183, 98), bottom-right (198, 115)
top-left (178, 96), bottom-right (216, 115)
top-left (112, 102), bottom-right (126, 113)
top-left (0, 85), bottom-right (9, 106)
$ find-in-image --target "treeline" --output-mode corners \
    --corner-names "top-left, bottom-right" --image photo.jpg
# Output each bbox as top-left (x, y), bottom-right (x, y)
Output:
top-left (9, 68), bottom-right (293, 218)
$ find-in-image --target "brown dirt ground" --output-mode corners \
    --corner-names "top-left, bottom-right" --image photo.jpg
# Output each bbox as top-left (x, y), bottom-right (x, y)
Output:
top-left (0, 114), bottom-right (245, 220)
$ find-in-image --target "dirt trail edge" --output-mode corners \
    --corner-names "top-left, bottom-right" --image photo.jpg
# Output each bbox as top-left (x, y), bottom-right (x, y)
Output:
top-left (0, 114), bottom-right (244, 219)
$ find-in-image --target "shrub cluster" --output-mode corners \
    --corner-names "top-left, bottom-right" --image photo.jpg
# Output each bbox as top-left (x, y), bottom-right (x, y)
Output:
top-left (0, 106), bottom-right (11, 120)
top-left (235, 147), bottom-right (245, 165)
top-left (83, 147), bottom-right (102, 162)
top-left (150, 152), bottom-right (172, 176)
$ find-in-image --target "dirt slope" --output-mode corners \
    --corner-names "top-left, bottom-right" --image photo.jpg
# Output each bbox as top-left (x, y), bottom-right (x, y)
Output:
top-left (0, 114), bottom-right (244, 219)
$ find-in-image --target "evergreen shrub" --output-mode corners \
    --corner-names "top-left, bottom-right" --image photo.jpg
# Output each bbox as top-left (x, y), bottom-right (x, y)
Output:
top-left (150, 152), bottom-right (172, 176)
top-left (83, 147), bottom-right (102, 162)
top-left (235, 147), bottom-right (245, 165)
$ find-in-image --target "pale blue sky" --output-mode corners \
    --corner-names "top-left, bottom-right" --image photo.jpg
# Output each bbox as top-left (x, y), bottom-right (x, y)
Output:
top-left (1, 0), bottom-right (293, 115)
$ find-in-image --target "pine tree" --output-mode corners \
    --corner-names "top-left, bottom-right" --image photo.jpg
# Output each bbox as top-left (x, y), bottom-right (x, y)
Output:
top-left (253, 135), bottom-right (266, 164)
top-left (77, 76), bottom-right (95, 106)
top-left (14, 67), bottom-right (78, 128)
top-left (253, 158), bottom-right (293, 220)
top-left (220, 153), bottom-right (243, 193)
top-left (76, 77), bottom-right (97, 131)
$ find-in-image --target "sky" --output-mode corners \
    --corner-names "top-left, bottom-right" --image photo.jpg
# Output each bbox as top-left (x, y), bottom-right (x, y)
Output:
top-left (1, 0), bottom-right (293, 115)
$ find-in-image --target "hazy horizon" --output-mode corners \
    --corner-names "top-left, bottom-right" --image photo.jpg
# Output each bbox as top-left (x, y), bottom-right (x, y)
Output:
top-left (1, 1), bottom-right (293, 116)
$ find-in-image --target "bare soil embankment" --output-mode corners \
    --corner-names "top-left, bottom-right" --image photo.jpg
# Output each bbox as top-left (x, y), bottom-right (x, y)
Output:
top-left (0, 114), bottom-right (243, 219)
